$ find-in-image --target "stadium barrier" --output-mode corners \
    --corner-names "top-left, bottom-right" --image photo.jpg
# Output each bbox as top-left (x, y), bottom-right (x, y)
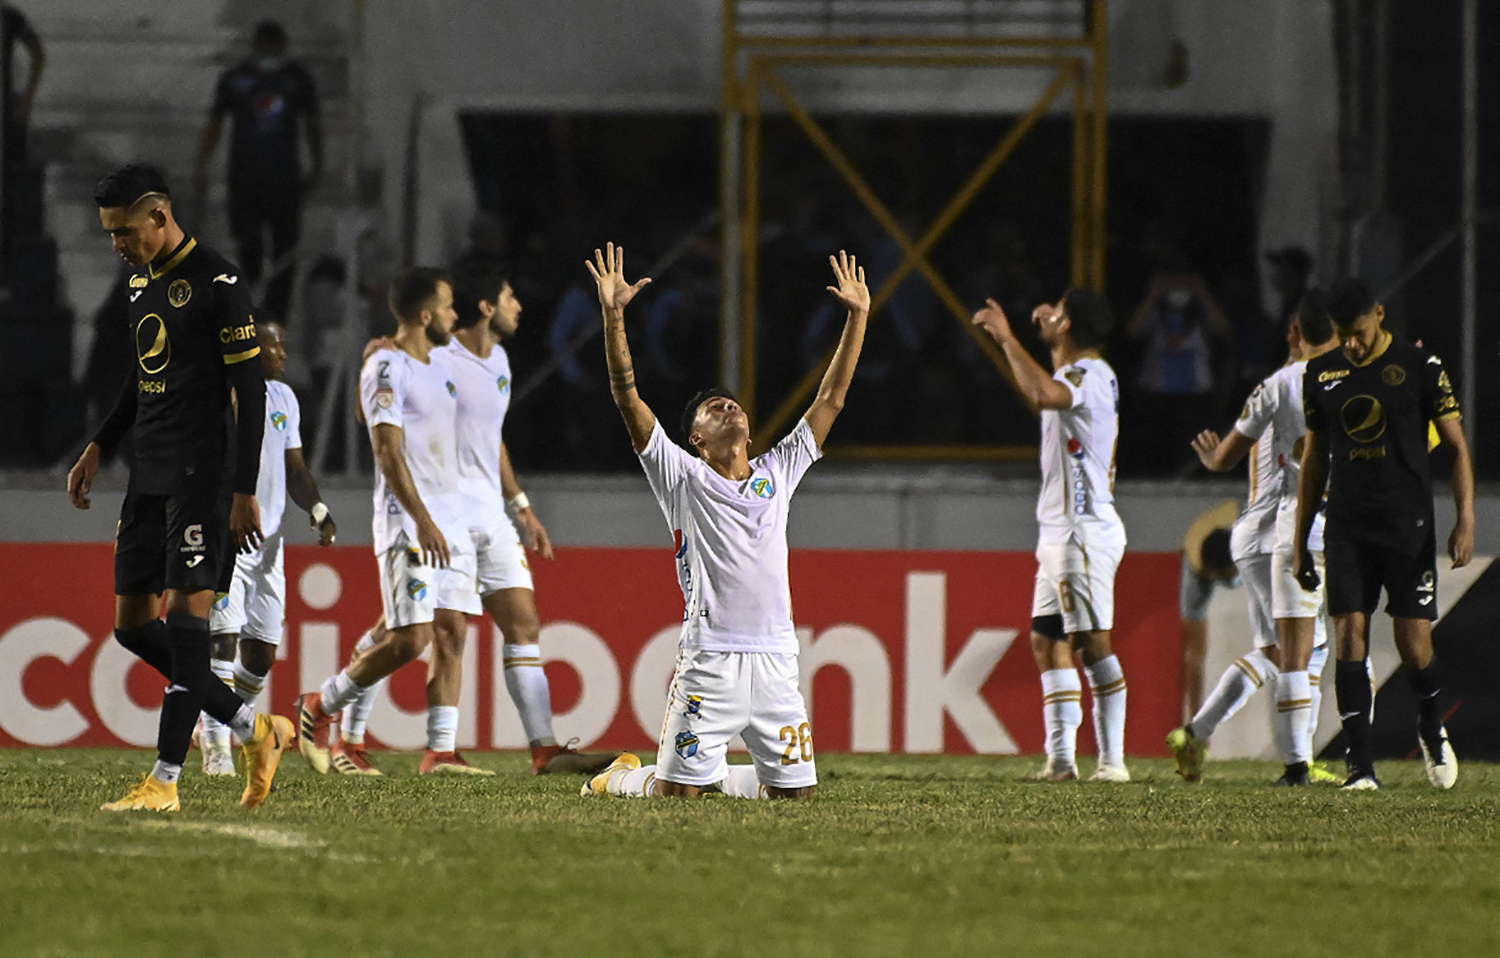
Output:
top-left (0, 544), bottom-right (1180, 756)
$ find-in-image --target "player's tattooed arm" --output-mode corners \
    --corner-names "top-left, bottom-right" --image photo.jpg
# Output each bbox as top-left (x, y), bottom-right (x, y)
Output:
top-left (1434, 416), bottom-right (1475, 567)
top-left (1293, 428), bottom-right (1330, 591)
top-left (587, 242), bottom-right (657, 453)
top-left (1191, 428), bottom-right (1254, 472)
top-left (805, 250), bottom-right (871, 447)
top-left (972, 299), bottom-right (1071, 412)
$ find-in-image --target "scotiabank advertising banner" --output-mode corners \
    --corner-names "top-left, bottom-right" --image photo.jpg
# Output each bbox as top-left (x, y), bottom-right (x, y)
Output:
top-left (0, 545), bottom-right (1180, 756)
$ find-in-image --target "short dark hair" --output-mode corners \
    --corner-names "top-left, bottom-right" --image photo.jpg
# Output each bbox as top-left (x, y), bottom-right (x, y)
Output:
top-left (680, 387), bottom-right (737, 446)
top-left (1294, 288), bottom-right (1334, 346)
top-left (253, 20), bottom-right (287, 47)
top-left (1326, 278), bottom-right (1376, 327)
top-left (1062, 287), bottom-right (1114, 349)
top-left (388, 266), bottom-right (451, 323)
top-left (94, 163), bottom-right (171, 209)
top-left (1201, 528), bottom-right (1234, 576)
top-left (449, 263), bottom-right (509, 331)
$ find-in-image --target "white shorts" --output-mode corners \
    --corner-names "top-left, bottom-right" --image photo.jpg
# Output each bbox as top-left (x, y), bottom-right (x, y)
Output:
top-left (1272, 548), bottom-right (1328, 647)
top-left (378, 533), bottom-right (480, 627)
top-left (470, 515), bottom-right (534, 596)
top-left (210, 533), bottom-right (285, 644)
top-left (1236, 552), bottom-right (1276, 650)
top-left (655, 648), bottom-right (817, 790)
top-left (1031, 534), bottom-right (1124, 634)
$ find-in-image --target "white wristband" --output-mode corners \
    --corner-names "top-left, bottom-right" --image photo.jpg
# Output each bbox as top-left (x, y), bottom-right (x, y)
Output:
top-left (506, 492), bottom-right (531, 513)
top-left (311, 502), bottom-right (330, 525)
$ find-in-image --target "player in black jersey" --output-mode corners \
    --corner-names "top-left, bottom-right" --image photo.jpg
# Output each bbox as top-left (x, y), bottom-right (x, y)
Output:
top-left (65, 163), bottom-right (294, 811)
top-left (1294, 278), bottom-right (1474, 791)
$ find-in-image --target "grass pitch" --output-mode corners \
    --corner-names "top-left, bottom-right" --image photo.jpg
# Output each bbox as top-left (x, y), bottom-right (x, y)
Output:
top-left (2, 751), bottom-right (1497, 958)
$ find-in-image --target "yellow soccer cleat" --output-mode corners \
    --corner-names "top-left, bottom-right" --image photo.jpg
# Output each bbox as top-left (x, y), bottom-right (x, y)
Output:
top-left (1166, 726), bottom-right (1208, 783)
top-left (580, 753), bottom-right (642, 797)
top-left (1307, 761), bottom-right (1342, 785)
top-left (241, 714), bottom-right (295, 809)
top-left (101, 773), bottom-right (180, 813)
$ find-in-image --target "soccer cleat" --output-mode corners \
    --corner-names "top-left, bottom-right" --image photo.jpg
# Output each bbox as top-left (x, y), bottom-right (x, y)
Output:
top-left (1272, 763), bottom-right (1311, 787)
top-left (330, 739), bottom-right (383, 776)
top-left (295, 693), bottom-right (335, 774)
top-left (419, 750), bottom-right (496, 776)
top-left (1166, 726), bottom-right (1207, 783)
top-left (531, 741), bottom-right (623, 776)
top-left (581, 753), bottom-right (642, 796)
top-left (101, 773), bottom-right (180, 812)
top-left (1419, 727), bottom-right (1458, 790)
top-left (1034, 757), bottom-right (1078, 782)
top-left (241, 714), bottom-right (295, 809)
top-left (1091, 764), bottom-right (1131, 783)
top-left (1341, 771), bottom-right (1383, 791)
top-left (203, 743), bottom-right (237, 777)
top-left (1307, 761), bottom-right (1342, 785)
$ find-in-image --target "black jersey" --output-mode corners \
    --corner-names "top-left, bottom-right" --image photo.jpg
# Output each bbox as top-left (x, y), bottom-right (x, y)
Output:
top-left (92, 236), bottom-right (266, 496)
top-left (1302, 332), bottom-right (1460, 555)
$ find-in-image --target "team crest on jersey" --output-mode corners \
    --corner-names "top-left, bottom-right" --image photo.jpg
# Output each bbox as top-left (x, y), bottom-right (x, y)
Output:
top-left (270, 411), bottom-right (288, 431)
top-left (674, 731), bottom-right (700, 758)
top-left (1064, 368), bottom-right (1086, 387)
top-left (750, 477), bottom-right (775, 499)
top-left (213, 592), bottom-right (230, 611)
top-left (406, 579), bottom-right (428, 601)
top-left (445, 381), bottom-right (457, 397)
top-left (685, 695), bottom-right (703, 717)
top-left (496, 376), bottom-right (510, 392)
top-left (167, 279), bottom-right (192, 308)
top-left (1382, 365), bottom-right (1406, 387)
top-left (1067, 437), bottom-right (1084, 459)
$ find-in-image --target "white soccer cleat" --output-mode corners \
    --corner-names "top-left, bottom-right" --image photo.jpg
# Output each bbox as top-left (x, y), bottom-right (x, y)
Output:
top-left (1420, 728), bottom-right (1458, 790)
top-left (1091, 764), bottom-right (1130, 783)
top-left (1034, 757), bottom-right (1077, 782)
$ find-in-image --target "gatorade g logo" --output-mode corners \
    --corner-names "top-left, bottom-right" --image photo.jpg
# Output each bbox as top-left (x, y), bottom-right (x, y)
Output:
top-left (184, 525), bottom-right (204, 548)
top-left (136, 314), bottom-right (171, 374)
top-left (1340, 395), bottom-right (1387, 444)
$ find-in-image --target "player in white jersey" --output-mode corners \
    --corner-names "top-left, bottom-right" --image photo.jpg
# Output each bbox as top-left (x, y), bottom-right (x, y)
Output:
top-left (296, 267), bottom-right (482, 774)
top-left (973, 289), bottom-right (1129, 782)
top-left (580, 244), bottom-right (869, 801)
top-left (198, 321), bottom-right (337, 775)
top-left (331, 266), bottom-right (618, 776)
top-left (1170, 291), bottom-right (1340, 785)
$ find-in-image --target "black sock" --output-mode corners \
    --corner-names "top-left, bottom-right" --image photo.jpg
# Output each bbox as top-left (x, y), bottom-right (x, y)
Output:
top-left (157, 612), bottom-right (214, 767)
top-left (1407, 658), bottom-right (1445, 751)
top-left (116, 619), bottom-right (245, 724)
top-left (1335, 659), bottom-right (1374, 774)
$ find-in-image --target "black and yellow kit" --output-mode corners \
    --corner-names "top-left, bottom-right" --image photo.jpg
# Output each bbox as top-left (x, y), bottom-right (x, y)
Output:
top-left (1302, 331), bottom-right (1461, 619)
top-left (90, 236), bottom-right (266, 594)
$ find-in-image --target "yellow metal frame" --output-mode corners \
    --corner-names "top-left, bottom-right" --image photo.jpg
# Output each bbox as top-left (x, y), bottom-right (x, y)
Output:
top-left (721, 0), bottom-right (1110, 457)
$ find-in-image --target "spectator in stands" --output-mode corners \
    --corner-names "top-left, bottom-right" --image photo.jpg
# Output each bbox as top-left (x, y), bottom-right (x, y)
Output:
top-left (1179, 501), bottom-right (1242, 720)
top-left (194, 19), bottom-right (322, 319)
top-left (1, 2), bottom-right (42, 162)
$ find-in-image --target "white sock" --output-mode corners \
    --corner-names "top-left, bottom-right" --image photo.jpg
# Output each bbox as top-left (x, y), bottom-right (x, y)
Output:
top-left (427, 705), bottom-right (459, 752)
top-left (229, 704), bottom-right (257, 743)
top-left (1040, 668), bottom-right (1083, 770)
top-left (502, 644), bottom-right (557, 748)
top-left (1188, 647), bottom-right (1277, 742)
top-left (319, 670), bottom-right (363, 714)
top-left (1308, 644), bottom-right (1330, 739)
top-left (1085, 655), bottom-right (1128, 768)
top-left (151, 760), bottom-right (182, 784)
top-left (1276, 671), bottom-right (1314, 764)
top-left (608, 764), bottom-right (658, 798)
top-left (232, 660), bottom-right (266, 705)
top-left (718, 766), bottom-right (768, 800)
top-left (201, 658), bottom-right (235, 748)
top-left (341, 677), bottom-right (383, 744)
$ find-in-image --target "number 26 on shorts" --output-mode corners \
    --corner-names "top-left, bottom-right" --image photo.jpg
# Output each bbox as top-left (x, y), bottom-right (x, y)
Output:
top-left (779, 723), bottom-right (814, 765)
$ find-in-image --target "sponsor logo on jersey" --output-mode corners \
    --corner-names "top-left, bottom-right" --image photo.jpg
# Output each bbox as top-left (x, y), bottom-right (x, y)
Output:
top-left (446, 381), bottom-right (457, 397)
top-left (1382, 364), bottom-right (1406, 387)
top-left (496, 376), bottom-right (509, 392)
top-left (213, 273), bottom-right (239, 285)
top-left (1419, 571), bottom-right (1435, 593)
top-left (673, 529), bottom-right (687, 559)
top-left (375, 388), bottom-right (394, 409)
top-left (685, 695), bottom-right (703, 717)
top-left (183, 524), bottom-right (205, 549)
top-left (129, 275), bottom-right (149, 289)
top-left (1318, 369), bottom-right (1350, 382)
top-left (167, 279), bottom-right (192, 308)
top-left (130, 290), bottom-right (144, 303)
top-left (1438, 370), bottom-right (1453, 394)
top-left (185, 555), bottom-right (205, 568)
top-left (1067, 437), bottom-right (1084, 460)
top-left (406, 579), bottom-right (428, 601)
top-left (135, 314), bottom-right (172, 374)
top-left (674, 731), bottom-right (700, 758)
top-left (750, 477), bottom-right (775, 499)
top-left (1340, 395), bottom-right (1387, 444)
top-left (220, 323), bottom-right (257, 344)
top-left (271, 411), bottom-right (289, 431)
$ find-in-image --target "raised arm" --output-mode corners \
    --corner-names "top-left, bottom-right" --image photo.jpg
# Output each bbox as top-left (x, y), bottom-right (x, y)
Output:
top-left (1293, 428), bottom-right (1329, 591)
top-left (804, 251), bottom-right (871, 448)
top-left (371, 423), bottom-right (450, 567)
top-left (972, 300), bottom-right (1072, 412)
top-left (586, 243), bottom-right (656, 453)
top-left (1434, 416), bottom-right (1475, 568)
top-left (1190, 428), bottom-right (1255, 473)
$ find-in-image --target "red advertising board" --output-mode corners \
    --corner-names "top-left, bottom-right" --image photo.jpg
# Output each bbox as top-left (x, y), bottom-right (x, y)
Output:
top-left (0, 544), bottom-right (1181, 756)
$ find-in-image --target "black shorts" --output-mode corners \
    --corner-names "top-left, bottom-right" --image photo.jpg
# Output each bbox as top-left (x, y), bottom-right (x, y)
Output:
top-left (1324, 536), bottom-right (1438, 621)
top-left (114, 487), bottom-right (234, 596)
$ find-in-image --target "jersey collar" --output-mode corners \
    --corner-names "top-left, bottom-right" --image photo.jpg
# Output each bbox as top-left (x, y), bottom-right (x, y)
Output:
top-left (148, 236), bottom-right (197, 281)
top-left (1349, 329), bottom-right (1392, 368)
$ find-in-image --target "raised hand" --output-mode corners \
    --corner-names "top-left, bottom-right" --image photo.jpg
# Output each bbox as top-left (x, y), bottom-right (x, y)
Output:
top-left (826, 250), bottom-right (869, 314)
top-left (585, 242), bottom-right (652, 313)
top-left (1190, 429), bottom-right (1222, 470)
top-left (972, 298), bottom-right (1015, 345)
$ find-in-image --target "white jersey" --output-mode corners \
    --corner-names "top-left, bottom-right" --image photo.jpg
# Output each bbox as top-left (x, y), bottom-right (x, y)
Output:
top-left (638, 417), bottom-right (822, 654)
top-left (443, 338), bottom-right (514, 517)
top-left (253, 379), bottom-right (302, 540)
top-left (1229, 373), bottom-right (1283, 560)
top-left (1237, 361), bottom-right (1325, 553)
top-left (1037, 356), bottom-right (1125, 546)
top-left (360, 347), bottom-right (463, 554)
